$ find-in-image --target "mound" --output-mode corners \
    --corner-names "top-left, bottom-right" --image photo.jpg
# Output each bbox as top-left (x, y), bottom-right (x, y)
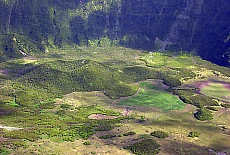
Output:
top-left (5, 60), bottom-right (138, 106)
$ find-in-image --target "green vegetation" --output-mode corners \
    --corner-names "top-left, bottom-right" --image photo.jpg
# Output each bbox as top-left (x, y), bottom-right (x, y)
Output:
top-left (0, 45), bottom-right (230, 154)
top-left (124, 139), bottom-right (161, 155)
top-left (0, 0), bottom-right (230, 153)
top-left (118, 82), bottom-right (185, 111)
top-left (194, 108), bottom-right (213, 121)
top-left (221, 104), bottom-right (230, 108)
top-left (174, 90), bottom-right (219, 108)
top-left (150, 131), bottom-right (169, 139)
top-left (140, 52), bottom-right (168, 67)
top-left (162, 76), bottom-right (182, 87)
top-left (206, 106), bottom-right (218, 111)
top-left (83, 141), bottom-right (91, 146)
top-left (0, 59), bottom-right (139, 106)
top-left (122, 66), bottom-right (154, 82)
top-left (0, 105), bottom-right (123, 143)
top-left (94, 121), bottom-right (115, 131)
top-left (188, 131), bottom-right (200, 138)
top-left (200, 83), bottom-right (230, 102)
top-left (123, 131), bottom-right (136, 136)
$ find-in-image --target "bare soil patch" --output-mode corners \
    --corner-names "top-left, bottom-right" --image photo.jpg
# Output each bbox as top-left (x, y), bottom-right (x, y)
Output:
top-left (0, 69), bottom-right (11, 75)
top-left (88, 114), bottom-right (118, 120)
top-left (184, 79), bottom-right (230, 90)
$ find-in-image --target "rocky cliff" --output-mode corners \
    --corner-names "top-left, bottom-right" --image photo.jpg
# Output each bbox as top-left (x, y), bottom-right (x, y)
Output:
top-left (0, 0), bottom-right (229, 66)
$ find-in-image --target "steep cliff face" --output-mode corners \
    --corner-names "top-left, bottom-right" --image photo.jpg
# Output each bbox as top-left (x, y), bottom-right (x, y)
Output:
top-left (195, 0), bottom-right (230, 66)
top-left (0, 0), bottom-right (229, 66)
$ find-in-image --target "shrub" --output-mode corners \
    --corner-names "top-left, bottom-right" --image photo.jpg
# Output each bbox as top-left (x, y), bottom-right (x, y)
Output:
top-left (206, 106), bottom-right (218, 111)
top-left (175, 90), bottom-right (218, 108)
top-left (104, 83), bottom-right (138, 99)
top-left (124, 139), bottom-right (161, 155)
top-left (194, 108), bottom-right (213, 121)
top-left (139, 134), bottom-right (151, 139)
top-left (150, 131), bottom-right (169, 139)
top-left (123, 131), bottom-right (136, 136)
top-left (83, 141), bottom-right (91, 145)
top-left (94, 124), bottom-right (114, 131)
top-left (188, 131), bottom-right (200, 138)
top-left (60, 104), bottom-right (71, 110)
top-left (221, 104), bottom-right (230, 108)
top-left (122, 66), bottom-right (152, 82)
top-left (0, 147), bottom-right (11, 155)
top-left (162, 76), bottom-right (181, 87)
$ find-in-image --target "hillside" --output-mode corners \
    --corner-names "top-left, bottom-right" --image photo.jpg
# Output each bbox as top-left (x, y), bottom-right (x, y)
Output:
top-left (0, 0), bottom-right (230, 154)
top-left (0, 0), bottom-right (229, 66)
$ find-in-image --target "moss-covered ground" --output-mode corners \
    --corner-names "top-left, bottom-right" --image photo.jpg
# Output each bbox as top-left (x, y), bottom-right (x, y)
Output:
top-left (0, 46), bottom-right (230, 154)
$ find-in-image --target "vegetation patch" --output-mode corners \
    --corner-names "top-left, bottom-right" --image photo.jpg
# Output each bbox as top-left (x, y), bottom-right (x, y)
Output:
top-left (194, 108), bottom-right (213, 121)
top-left (174, 90), bottom-right (219, 108)
top-left (200, 82), bottom-right (230, 103)
top-left (123, 131), bottom-right (136, 136)
top-left (140, 52), bottom-right (168, 67)
top-left (124, 139), bottom-right (161, 155)
top-left (188, 131), bottom-right (200, 138)
top-left (150, 131), bottom-right (169, 139)
top-left (118, 82), bottom-right (185, 111)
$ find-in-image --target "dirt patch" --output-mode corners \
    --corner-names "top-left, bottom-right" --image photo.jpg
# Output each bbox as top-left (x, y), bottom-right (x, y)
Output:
top-left (22, 56), bottom-right (36, 61)
top-left (224, 83), bottom-right (230, 90)
top-left (0, 125), bottom-right (23, 131)
top-left (88, 114), bottom-right (118, 120)
top-left (122, 107), bottom-right (132, 116)
top-left (185, 79), bottom-right (230, 90)
top-left (0, 109), bottom-right (12, 116)
top-left (183, 78), bottom-right (230, 103)
top-left (0, 69), bottom-right (11, 75)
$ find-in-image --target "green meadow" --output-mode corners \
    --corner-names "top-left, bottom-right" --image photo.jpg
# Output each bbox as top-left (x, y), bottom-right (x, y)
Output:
top-left (200, 82), bottom-right (230, 102)
top-left (118, 82), bottom-right (185, 111)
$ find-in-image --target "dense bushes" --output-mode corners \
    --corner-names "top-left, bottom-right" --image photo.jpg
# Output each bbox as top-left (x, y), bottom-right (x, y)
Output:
top-left (188, 131), bottom-right (200, 138)
top-left (174, 90), bottom-right (219, 108)
top-left (174, 90), bottom-right (217, 121)
top-left (94, 122), bottom-right (114, 131)
top-left (123, 131), bottom-right (136, 136)
top-left (122, 66), bottom-right (153, 82)
top-left (104, 83), bottom-right (138, 99)
top-left (162, 76), bottom-right (181, 87)
top-left (150, 131), bottom-right (169, 139)
top-left (4, 59), bottom-right (140, 106)
top-left (194, 108), bottom-right (213, 121)
top-left (221, 104), bottom-right (230, 108)
top-left (124, 139), bottom-right (161, 155)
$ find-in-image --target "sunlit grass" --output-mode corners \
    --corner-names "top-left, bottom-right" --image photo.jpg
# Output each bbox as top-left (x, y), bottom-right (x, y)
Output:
top-left (200, 83), bottom-right (230, 102)
top-left (117, 82), bottom-right (185, 111)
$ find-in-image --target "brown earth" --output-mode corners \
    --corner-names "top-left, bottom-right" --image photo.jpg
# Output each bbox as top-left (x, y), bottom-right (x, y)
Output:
top-left (88, 114), bottom-right (118, 120)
